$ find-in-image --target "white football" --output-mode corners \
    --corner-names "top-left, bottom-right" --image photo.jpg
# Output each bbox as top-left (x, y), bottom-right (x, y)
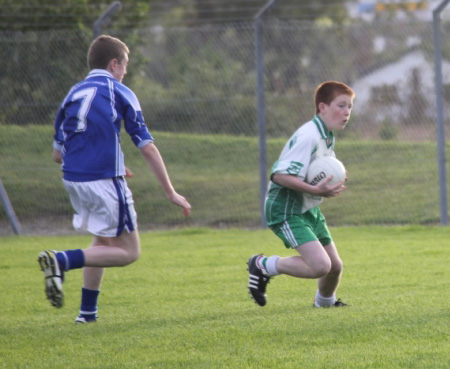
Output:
top-left (306, 156), bottom-right (346, 186)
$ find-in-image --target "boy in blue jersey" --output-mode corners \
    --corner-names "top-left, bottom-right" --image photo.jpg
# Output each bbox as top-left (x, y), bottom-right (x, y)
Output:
top-left (38, 35), bottom-right (191, 323)
top-left (247, 81), bottom-right (354, 308)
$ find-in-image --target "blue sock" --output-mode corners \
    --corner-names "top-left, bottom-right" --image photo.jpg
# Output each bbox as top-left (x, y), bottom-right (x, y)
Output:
top-left (79, 288), bottom-right (100, 321)
top-left (56, 249), bottom-right (85, 271)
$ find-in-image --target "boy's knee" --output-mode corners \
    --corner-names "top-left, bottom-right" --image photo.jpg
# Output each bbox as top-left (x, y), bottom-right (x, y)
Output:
top-left (311, 259), bottom-right (332, 278)
top-left (116, 230), bottom-right (140, 266)
top-left (329, 259), bottom-right (343, 275)
top-left (124, 249), bottom-right (140, 265)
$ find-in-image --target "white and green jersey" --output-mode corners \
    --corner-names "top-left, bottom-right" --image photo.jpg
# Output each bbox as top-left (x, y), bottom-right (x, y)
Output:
top-left (265, 115), bottom-right (336, 227)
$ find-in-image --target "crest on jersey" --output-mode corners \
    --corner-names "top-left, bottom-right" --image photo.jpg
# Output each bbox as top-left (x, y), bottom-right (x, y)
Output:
top-left (287, 161), bottom-right (303, 175)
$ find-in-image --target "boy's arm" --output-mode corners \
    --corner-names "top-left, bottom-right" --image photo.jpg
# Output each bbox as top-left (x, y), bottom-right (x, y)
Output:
top-left (272, 173), bottom-right (345, 198)
top-left (139, 142), bottom-right (191, 217)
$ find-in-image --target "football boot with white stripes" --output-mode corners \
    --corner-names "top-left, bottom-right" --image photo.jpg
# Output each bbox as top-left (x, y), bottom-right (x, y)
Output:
top-left (38, 250), bottom-right (64, 308)
top-left (247, 254), bottom-right (271, 307)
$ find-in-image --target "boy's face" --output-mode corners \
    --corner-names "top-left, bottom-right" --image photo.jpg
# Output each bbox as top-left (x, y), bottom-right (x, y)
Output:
top-left (318, 94), bottom-right (353, 131)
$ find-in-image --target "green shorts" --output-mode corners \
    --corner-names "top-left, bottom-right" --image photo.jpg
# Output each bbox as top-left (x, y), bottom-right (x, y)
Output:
top-left (269, 207), bottom-right (332, 249)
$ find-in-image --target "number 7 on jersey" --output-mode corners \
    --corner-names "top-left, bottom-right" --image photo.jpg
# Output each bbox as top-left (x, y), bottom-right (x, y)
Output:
top-left (72, 87), bottom-right (97, 132)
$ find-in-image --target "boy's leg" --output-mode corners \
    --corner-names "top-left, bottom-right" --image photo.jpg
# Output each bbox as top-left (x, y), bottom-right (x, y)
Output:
top-left (267, 242), bottom-right (347, 307)
top-left (76, 231), bottom-right (140, 323)
top-left (39, 178), bottom-right (142, 313)
top-left (276, 241), bottom-right (332, 279)
top-left (39, 230), bottom-right (140, 316)
top-left (263, 213), bottom-right (332, 279)
top-left (82, 230), bottom-right (141, 267)
top-left (76, 266), bottom-right (104, 323)
top-left (83, 266), bottom-right (105, 290)
top-left (248, 214), bottom-right (332, 307)
top-left (248, 241), bottom-right (332, 307)
top-left (317, 242), bottom-right (343, 297)
top-left (313, 242), bottom-right (346, 307)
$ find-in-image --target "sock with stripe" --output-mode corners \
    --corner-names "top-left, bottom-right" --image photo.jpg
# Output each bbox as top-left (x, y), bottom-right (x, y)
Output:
top-left (259, 255), bottom-right (280, 276)
top-left (79, 287), bottom-right (100, 321)
top-left (55, 249), bottom-right (85, 271)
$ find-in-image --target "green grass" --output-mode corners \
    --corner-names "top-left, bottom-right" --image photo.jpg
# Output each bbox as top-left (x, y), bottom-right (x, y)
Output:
top-left (0, 125), bottom-right (449, 232)
top-left (1, 226), bottom-right (449, 368)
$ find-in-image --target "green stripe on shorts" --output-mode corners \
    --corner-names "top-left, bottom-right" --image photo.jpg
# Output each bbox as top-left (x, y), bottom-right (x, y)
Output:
top-left (269, 207), bottom-right (332, 249)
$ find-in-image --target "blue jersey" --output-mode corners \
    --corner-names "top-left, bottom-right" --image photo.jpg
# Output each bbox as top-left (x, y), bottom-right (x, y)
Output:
top-left (53, 69), bottom-right (153, 182)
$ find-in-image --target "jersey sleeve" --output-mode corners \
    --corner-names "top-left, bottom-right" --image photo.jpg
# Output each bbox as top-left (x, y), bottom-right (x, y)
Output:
top-left (117, 84), bottom-right (154, 148)
top-left (53, 110), bottom-right (64, 146)
top-left (271, 132), bottom-right (318, 180)
top-left (53, 103), bottom-right (67, 152)
top-left (53, 86), bottom-right (76, 152)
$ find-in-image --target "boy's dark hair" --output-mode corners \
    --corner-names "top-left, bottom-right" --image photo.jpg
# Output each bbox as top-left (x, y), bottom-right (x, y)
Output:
top-left (87, 35), bottom-right (130, 70)
top-left (314, 81), bottom-right (355, 114)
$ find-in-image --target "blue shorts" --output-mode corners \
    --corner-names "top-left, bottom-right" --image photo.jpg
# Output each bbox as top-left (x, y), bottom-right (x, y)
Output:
top-left (269, 207), bottom-right (332, 249)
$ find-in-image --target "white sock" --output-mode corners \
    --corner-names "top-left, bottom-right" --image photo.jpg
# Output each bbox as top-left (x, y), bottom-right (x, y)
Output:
top-left (261, 255), bottom-right (280, 276)
top-left (314, 291), bottom-right (336, 307)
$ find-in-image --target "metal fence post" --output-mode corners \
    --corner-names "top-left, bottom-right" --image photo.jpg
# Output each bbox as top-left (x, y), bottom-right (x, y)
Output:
top-left (432, 0), bottom-right (450, 225)
top-left (93, 1), bottom-right (122, 38)
top-left (0, 178), bottom-right (23, 235)
top-left (254, 0), bottom-right (278, 228)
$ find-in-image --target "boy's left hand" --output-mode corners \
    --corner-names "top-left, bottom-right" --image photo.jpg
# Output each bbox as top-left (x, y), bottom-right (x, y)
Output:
top-left (125, 167), bottom-right (134, 178)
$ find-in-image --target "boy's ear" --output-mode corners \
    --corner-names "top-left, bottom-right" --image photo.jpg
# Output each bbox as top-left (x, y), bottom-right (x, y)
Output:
top-left (106, 58), bottom-right (117, 72)
top-left (318, 102), bottom-right (326, 113)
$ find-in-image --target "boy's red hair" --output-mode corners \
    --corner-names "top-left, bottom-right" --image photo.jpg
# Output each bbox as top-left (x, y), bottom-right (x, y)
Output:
top-left (315, 81), bottom-right (355, 114)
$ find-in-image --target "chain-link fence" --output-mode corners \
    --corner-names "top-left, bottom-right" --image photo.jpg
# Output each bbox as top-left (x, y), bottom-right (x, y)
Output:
top-left (1, 18), bottom-right (450, 235)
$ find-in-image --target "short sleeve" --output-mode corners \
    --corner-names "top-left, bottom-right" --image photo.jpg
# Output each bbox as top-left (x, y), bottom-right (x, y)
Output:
top-left (271, 132), bottom-right (318, 180)
top-left (116, 84), bottom-right (154, 147)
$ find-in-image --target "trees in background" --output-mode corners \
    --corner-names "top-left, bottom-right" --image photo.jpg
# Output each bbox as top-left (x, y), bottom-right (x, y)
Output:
top-left (0, 0), bottom-right (149, 31)
top-left (6, 1), bottom-right (432, 138)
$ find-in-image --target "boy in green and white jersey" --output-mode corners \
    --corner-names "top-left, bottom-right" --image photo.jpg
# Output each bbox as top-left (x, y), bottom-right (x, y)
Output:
top-left (248, 81), bottom-right (354, 308)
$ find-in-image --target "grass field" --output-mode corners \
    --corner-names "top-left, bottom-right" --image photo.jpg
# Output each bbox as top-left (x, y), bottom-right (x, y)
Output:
top-left (1, 226), bottom-right (449, 368)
